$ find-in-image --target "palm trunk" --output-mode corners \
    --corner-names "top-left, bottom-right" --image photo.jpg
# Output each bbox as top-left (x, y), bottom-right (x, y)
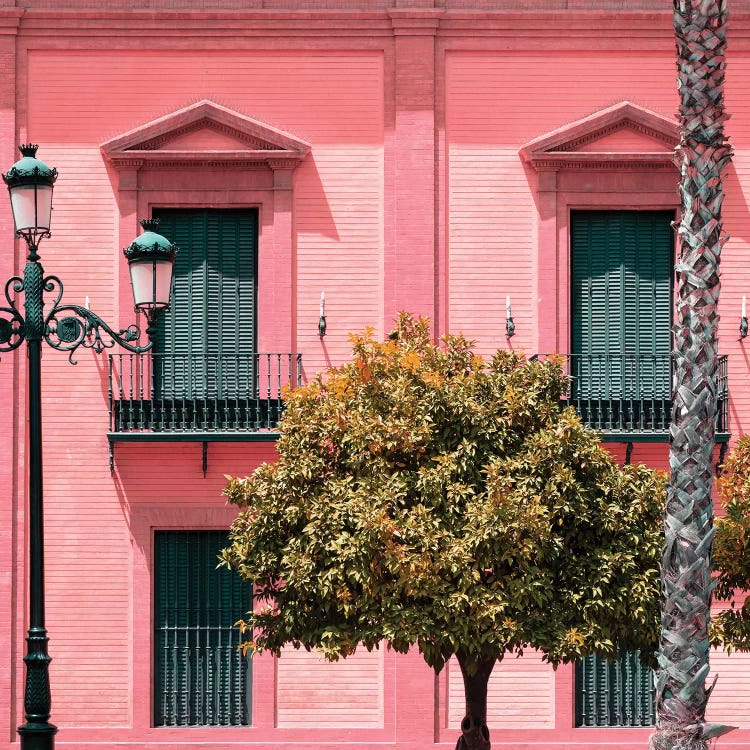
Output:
top-left (455, 653), bottom-right (494, 750)
top-left (651, 2), bottom-right (731, 749)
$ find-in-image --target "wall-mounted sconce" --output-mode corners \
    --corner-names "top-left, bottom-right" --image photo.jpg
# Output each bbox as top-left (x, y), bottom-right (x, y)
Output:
top-left (318, 291), bottom-right (327, 336)
top-left (741, 295), bottom-right (748, 339)
top-left (84, 296), bottom-right (92, 334)
top-left (505, 295), bottom-right (515, 338)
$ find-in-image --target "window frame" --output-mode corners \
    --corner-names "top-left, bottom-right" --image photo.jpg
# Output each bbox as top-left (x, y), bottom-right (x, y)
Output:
top-left (129, 501), bottom-right (397, 740)
top-left (101, 100), bottom-right (310, 358)
top-left (517, 101), bottom-right (680, 356)
top-left (152, 528), bottom-right (253, 728)
top-left (130, 504), bottom-right (271, 735)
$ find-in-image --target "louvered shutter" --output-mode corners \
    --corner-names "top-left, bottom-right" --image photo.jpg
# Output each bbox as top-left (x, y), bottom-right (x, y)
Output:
top-left (570, 211), bottom-right (672, 406)
top-left (575, 650), bottom-right (655, 727)
top-left (154, 531), bottom-right (252, 727)
top-left (632, 213), bottom-right (673, 398)
top-left (152, 209), bottom-right (258, 399)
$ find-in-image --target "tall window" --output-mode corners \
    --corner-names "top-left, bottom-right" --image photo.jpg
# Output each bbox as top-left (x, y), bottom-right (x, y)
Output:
top-left (154, 530), bottom-right (252, 726)
top-left (570, 211), bottom-right (666, 724)
top-left (152, 208), bottom-right (258, 399)
top-left (570, 210), bottom-right (673, 431)
top-left (575, 650), bottom-right (655, 727)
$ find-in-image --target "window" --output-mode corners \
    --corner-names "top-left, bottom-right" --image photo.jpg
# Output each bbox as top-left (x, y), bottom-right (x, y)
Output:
top-left (102, 102), bottom-right (308, 438)
top-left (154, 530), bottom-right (252, 726)
top-left (575, 649), bottom-right (655, 727)
top-left (152, 208), bottom-right (258, 400)
top-left (570, 210), bottom-right (673, 432)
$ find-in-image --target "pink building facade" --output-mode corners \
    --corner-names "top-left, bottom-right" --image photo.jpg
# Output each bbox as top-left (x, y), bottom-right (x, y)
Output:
top-left (1, 1), bottom-right (750, 749)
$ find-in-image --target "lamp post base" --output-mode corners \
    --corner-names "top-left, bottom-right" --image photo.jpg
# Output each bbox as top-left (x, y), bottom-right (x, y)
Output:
top-left (18, 721), bottom-right (57, 750)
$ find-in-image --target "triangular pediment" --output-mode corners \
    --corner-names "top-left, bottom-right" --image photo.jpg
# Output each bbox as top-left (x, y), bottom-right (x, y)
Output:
top-left (102, 100), bottom-right (310, 168)
top-left (152, 123), bottom-right (268, 151)
top-left (519, 101), bottom-right (678, 170)
top-left (574, 126), bottom-right (671, 153)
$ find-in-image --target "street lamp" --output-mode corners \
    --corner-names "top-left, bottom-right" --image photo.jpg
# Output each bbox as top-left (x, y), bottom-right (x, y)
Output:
top-left (0, 145), bottom-right (177, 750)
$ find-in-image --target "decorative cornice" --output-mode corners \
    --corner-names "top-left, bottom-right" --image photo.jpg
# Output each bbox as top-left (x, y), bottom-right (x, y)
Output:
top-left (108, 155), bottom-right (274, 170)
top-left (0, 8), bottom-right (22, 34)
top-left (519, 100), bottom-right (678, 173)
top-left (388, 8), bottom-right (442, 35)
top-left (533, 157), bottom-right (675, 171)
top-left (556, 121), bottom-right (674, 152)
top-left (136, 119), bottom-right (276, 151)
top-left (101, 99), bottom-right (310, 173)
top-left (109, 158), bottom-right (144, 168)
top-left (267, 158), bottom-right (304, 171)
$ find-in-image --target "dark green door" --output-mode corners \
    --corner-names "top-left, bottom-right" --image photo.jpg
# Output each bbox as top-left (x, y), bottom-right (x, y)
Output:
top-left (570, 210), bottom-right (673, 429)
top-left (152, 208), bottom-right (258, 399)
top-left (154, 530), bottom-right (252, 726)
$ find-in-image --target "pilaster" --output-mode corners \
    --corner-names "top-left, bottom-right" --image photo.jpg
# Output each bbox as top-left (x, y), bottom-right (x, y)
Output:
top-left (385, 9), bottom-right (441, 330)
top-left (536, 168), bottom-right (558, 354)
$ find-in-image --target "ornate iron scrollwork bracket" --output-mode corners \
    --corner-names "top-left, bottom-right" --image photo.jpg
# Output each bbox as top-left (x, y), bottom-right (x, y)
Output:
top-left (0, 275), bottom-right (27, 353)
top-left (0, 264), bottom-right (154, 363)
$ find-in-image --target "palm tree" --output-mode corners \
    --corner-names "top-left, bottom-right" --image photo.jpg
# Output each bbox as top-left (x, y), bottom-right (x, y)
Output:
top-left (651, 1), bottom-right (732, 749)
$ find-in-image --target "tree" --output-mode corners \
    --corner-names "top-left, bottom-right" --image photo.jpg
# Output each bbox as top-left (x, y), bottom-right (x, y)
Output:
top-left (651, 2), bottom-right (732, 749)
top-left (711, 436), bottom-right (750, 653)
top-left (221, 315), bottom-right (664, 750)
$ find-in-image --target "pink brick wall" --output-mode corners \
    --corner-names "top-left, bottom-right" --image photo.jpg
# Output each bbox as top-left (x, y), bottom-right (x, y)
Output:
top-left (277, 646), bottom-right (384, 728)
top-left (2, 7), bottom-right (750, 750)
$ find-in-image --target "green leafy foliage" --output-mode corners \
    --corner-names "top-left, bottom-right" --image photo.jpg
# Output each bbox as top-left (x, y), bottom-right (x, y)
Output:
top-left (221, 314), bottom-right (664, 672)
top-left (711, 436), bottom-right (750, 652)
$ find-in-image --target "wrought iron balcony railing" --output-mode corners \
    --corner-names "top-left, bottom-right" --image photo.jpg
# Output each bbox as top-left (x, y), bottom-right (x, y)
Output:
top-left (536, 353), bottom-right (729, 436)
top-left (109, 352), bottom-right (302, 434)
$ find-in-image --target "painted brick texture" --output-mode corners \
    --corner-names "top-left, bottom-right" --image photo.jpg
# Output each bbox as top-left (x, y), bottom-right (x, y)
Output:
top-left (2, 7), bottom-right (750, 750)
top-left (276, 647), bottom-right (384, 728)
top-left (12, 1), bottom-right (686, 9)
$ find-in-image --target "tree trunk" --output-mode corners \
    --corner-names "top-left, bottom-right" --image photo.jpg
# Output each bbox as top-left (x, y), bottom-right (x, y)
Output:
top-left (651, 2), bottom-right (731, 749)
top-left (455, 652), bottom-right (494, 750)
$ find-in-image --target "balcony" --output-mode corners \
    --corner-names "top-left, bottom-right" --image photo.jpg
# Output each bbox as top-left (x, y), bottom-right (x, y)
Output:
top-left (107, 353), bottom-right (302, 470)
top-left (537, 353), bottom-right (729, 442)
top-left (109, 352), bottom-right (302, 434)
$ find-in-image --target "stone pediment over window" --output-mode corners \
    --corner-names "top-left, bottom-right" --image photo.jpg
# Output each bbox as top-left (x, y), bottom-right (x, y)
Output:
top-left (519, 101), bottom-right (678, 171)
top-left (101, 99), bottom-right (310, 169)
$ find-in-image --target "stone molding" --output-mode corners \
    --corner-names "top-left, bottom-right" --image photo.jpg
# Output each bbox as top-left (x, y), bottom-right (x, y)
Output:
top-left (101, 98), bottom-right (310, 171)
top-left (519, 100), bottom-right (678, 173)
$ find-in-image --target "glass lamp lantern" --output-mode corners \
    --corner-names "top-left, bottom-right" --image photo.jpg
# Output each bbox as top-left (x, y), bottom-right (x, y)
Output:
top-left (2, 144), bottom-right (58, 250)
top-left (123, 219), bottom-right (177, 319)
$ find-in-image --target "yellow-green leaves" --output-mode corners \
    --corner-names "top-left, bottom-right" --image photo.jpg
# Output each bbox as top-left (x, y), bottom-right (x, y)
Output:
top-left (222, 313), bottom-right (664, 672)
top-left (711, 437), bottom-right (750, 651)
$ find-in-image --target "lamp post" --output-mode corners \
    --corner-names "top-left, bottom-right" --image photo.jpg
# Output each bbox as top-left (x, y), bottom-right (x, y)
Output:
top-left (0, 145), bottom-right (177, 750)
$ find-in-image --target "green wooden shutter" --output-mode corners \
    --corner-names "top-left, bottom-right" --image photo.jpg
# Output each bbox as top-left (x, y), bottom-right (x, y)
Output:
top-left (570, 211), bottom-right (673, 422)
top-left (575, 650), bottom-right (655, 727)
top-left (154, 530), bottom-right (252, 727)
top-left (152, 209), bottom-right (258, 399)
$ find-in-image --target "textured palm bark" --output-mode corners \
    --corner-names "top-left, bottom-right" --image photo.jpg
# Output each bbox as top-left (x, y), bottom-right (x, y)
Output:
top-left (650, 2), bottom-right (732, 749)
top-left (455, 653), bottom-right (494, 750)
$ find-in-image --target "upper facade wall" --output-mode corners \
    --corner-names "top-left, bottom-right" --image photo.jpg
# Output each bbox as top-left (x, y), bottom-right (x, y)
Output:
top-left (23, 49), bottom-right (385, 378)
top-left (4, 0), bottom-right (684, 9)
